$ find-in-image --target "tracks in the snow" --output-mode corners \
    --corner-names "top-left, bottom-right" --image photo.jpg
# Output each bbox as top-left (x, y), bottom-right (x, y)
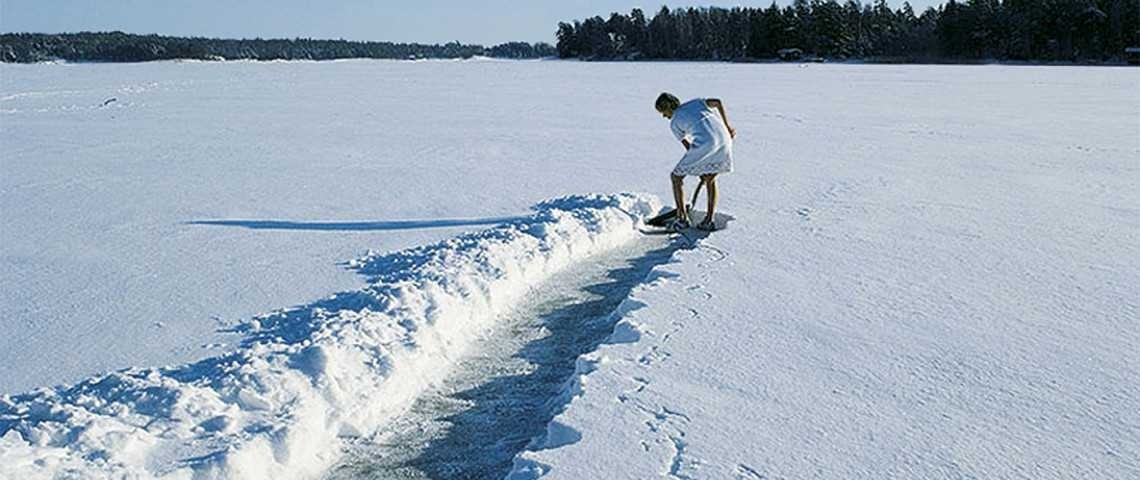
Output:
top-left (326, 234), bottom-right (685, 479)
top-left (606, 242), bottom-right (732, 479)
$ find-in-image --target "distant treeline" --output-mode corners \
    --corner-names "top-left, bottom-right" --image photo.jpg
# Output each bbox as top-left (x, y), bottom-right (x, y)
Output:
top-left (556, 1), bottom-right (1140, 63)
top-left (0, 32), bottom-right (556, 63)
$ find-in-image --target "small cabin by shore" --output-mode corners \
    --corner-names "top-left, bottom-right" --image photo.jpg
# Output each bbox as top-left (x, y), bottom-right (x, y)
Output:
top-left (1126, 47), bottom-right (1140, 65)
top-left (777, 48), bottom-right (803, 61)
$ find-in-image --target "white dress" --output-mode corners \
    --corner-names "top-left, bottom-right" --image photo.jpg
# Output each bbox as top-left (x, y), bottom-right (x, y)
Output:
top-left (669, 98), bottom-right (734, 176)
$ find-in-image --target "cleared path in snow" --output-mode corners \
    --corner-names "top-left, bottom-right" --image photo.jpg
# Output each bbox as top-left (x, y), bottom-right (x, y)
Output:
top-left (326, 235), bottom-right (679, 479)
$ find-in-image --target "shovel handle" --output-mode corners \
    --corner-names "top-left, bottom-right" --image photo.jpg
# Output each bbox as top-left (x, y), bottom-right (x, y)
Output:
top-left (689, 178), bottom-right (705, 209)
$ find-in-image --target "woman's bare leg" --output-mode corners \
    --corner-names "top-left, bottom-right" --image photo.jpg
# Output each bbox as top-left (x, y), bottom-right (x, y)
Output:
top-left (700, 174), bottom-right (718, 224)
top-left (671, 174), bottom-right (687, 221)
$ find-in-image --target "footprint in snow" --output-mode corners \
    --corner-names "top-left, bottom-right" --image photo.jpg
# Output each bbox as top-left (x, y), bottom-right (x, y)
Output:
top-left (735, 463), bottom-right (766, 479)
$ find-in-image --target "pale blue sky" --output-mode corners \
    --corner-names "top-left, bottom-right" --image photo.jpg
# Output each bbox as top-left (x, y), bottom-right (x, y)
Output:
top-left (1, 1), bottom-right (944, 45)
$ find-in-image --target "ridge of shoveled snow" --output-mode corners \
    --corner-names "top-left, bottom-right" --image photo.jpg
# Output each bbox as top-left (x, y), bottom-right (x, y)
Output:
top-left (0, 193), bottom-right (660, 479)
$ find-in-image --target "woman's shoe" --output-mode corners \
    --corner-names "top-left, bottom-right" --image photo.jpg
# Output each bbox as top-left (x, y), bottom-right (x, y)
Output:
top-left (696, 218), bottom-right (717, 231)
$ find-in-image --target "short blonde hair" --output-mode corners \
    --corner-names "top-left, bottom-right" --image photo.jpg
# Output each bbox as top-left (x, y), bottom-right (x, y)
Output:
top-left (655, 92), bottom-right (680, 112)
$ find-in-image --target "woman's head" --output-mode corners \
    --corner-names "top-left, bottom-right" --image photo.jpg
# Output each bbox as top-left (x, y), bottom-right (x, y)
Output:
top-left (655, 92), bottom-right (680, 118)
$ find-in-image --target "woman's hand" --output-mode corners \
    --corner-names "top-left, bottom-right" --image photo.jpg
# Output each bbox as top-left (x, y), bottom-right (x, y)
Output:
top-left (728, 126), bottom-right (737, 139)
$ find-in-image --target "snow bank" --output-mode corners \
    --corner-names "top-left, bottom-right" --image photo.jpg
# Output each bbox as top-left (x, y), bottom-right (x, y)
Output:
top-left (0, 193), bottom-right (659, 479)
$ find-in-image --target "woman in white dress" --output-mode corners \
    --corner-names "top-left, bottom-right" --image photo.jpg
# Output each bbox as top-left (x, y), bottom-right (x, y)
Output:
top-left (655, 92), bottom-right (736, 231)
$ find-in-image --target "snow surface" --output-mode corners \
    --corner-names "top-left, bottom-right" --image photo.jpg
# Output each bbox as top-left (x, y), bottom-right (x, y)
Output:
top-left (2, 60), bottom-right (1139, 478)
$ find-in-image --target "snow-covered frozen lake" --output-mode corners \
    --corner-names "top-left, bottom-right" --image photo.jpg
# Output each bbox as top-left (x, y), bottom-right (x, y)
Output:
top-left (1, 60), bottom-right (1137, 478)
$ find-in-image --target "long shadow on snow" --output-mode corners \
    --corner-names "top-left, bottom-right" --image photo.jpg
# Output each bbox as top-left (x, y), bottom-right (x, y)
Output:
top-left (185, 216), bottom-right (524, 232)
top-left (393, 239), bottom-right (687, 479)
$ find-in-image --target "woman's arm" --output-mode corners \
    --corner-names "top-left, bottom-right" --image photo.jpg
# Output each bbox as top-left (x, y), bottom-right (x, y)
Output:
top-left (706, 98), bottom-right (736, 138)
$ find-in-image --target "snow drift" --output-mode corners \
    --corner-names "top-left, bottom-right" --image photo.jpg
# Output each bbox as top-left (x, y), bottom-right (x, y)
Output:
top-left (0, 193), bottom-right (660, 479)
